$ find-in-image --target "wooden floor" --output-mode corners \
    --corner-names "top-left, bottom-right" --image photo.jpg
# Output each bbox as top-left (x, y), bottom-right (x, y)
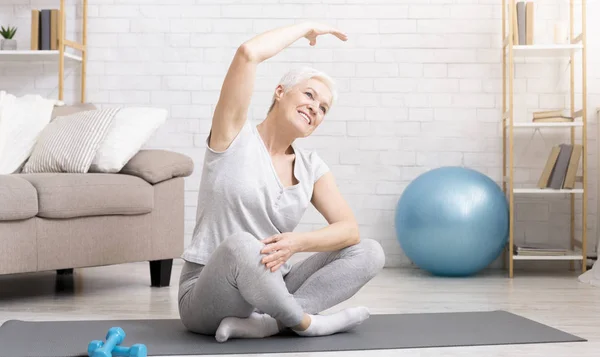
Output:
top-left (1, 260), bottom-right (599, 357)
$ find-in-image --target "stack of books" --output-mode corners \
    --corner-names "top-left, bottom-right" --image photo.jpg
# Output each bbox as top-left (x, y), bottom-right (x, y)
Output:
top-left (537, 143), bottom-right (582, 189)
top-left (512, 0), bottom-right (535, 45)
top-left (30, 9), bottom-right (61, 51)
top-left (513, 243), bottom-right (569, 256)
top-left (532, 109), bottom-right (573, 123)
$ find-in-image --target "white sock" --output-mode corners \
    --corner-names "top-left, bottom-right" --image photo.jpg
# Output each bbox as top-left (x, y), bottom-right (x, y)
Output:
top-left (215, 312), bottom-right (281, 343)
top-left (293, 307), bottom-right (370, 337)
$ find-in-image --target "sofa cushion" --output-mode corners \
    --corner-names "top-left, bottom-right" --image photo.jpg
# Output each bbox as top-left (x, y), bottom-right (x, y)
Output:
top-left (0, 175), bottom-right (38, 221)
top-left (119, 149), bottom-right (194, 184)
top-left (16, 173), bottom-right (154, 219)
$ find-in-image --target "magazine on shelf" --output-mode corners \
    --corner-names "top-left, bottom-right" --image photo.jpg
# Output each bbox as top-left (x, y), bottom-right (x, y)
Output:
top-left (513, 243), bottom-right (569, 256)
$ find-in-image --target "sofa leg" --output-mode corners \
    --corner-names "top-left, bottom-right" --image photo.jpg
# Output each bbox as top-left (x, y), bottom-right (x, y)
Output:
top-left (149, 259), bottom-right (173, 287)
top-left (57, 268), bottom-right (74, 275)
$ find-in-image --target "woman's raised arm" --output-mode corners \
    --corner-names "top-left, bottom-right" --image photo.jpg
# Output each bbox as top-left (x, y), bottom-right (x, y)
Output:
top-left (208, 22), bottom-right (347, 152)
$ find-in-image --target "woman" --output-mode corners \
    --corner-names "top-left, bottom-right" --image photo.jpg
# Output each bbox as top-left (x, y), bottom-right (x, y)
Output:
top-left (178, 21), bottom-right (385, 343)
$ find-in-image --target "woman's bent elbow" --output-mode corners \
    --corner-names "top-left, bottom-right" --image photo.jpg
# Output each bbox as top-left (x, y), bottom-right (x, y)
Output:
top-left (237, 43), bottom-right (258, 63)
top-left (349, 221), bottom-right (361, 245)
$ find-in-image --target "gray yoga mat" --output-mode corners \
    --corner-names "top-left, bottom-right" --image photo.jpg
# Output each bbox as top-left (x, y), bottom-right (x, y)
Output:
top-left (0, 310), bottom-right (585, 357)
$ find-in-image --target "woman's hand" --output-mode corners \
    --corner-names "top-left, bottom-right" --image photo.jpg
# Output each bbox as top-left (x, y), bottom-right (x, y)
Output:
top-left (260, 232), bottom-right (303, 272)
top-left (304, 22), bottom-right (348, 46)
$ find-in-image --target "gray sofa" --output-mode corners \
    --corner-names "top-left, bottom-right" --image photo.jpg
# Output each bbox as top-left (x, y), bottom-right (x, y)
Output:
top-left (0, 105), bottom-right (194, 287)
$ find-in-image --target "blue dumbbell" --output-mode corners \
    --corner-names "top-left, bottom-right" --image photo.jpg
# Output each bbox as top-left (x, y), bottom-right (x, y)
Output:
top-left (88, 327), bottom-right (147, 357)
top-left (117, 344), bottom-right (147, 357)
top-left (88, 327), bottom-right (125, 357)
top-left (88, 341), bottom-right (147, 357)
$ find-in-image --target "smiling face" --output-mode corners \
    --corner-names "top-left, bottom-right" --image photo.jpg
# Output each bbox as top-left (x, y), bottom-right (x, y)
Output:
top-left (273, 77), bottom-right (333, 138)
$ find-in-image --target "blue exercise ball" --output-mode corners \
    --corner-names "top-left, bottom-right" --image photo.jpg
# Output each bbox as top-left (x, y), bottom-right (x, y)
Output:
top-left (394, 166), bottom-right (509, 277)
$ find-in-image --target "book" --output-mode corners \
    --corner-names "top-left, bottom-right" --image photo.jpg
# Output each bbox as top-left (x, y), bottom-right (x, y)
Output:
top-left (537, 146), bottom-right (561, 188)
top-left (563, 144), bottom-right (582, 189)
top-left (532, 116), bottom-right (574, 122)
top-left (547, 143), bottom-right (572, 189)
top-left (525, 1), bottom-right (534, 45)
top-left (517, 1), bottom-right (526, 45)
top-left (532, 109), bottom-right (569, 119)
top-left (512, 3), bottom-right (519, 44)
top-left (40, 9), bottom-right (51, 50)
top-left (30, 10), bottom-right (39, 50)
top-left (51, 9), bottom-right (59, 50)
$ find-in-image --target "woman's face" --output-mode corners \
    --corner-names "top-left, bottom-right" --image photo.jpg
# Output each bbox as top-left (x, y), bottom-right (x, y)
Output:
top-left (275, 78), bottom-right (332, 138)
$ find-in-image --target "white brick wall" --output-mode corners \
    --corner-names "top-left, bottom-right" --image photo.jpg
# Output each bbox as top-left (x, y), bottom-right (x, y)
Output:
top-left (2, 0), bottom-right (599, 269)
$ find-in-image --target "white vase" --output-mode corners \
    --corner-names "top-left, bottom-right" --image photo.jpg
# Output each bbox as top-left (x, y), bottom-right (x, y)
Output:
top-left (1, 39), bottom-right (17, 50)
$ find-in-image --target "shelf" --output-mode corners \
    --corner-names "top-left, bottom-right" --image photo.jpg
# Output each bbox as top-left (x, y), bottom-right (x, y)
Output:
top-left (513, 188), bottom-right (583, 194)
top-left (502, 0), bottom-right (588, 278)
top-left (513, 250), bottom-right (583, 261)
top-left (0, 50), bottom-right (82, 63)
top-left (512, 44), bottom-right (583, 57)
top-left (510, 122), bottom-right (583, 128)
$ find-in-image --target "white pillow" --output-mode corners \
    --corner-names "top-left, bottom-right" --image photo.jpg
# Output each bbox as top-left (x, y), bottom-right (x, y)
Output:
top-left (21, 108), bottom-right (120, 173)
top-left (0, 91), bottom-right (57, 174)
top-left (89, 107), bottom-right (167, 173)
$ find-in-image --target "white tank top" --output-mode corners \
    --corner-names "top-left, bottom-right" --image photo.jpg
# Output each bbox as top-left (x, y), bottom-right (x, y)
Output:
top-left (181, 120), bottom-right (329, 275)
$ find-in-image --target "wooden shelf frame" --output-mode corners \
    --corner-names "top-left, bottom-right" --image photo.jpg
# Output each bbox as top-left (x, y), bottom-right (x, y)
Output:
top-left (59, 0), bottom-right (87, 102)
top-left (501, 0), bottom-right (588, 278)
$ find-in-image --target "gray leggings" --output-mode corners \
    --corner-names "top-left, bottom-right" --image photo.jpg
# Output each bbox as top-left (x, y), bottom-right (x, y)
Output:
top-left (177, 232), bottom-right (385, 335)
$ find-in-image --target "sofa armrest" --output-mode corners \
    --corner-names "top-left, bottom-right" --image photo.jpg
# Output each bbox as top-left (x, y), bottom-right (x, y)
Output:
top-left (119, 150), bottom-right (194, 184)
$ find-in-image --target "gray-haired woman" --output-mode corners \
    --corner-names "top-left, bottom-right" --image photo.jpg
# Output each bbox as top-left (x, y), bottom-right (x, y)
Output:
top-left (178, 22), bottom-right (385, 342)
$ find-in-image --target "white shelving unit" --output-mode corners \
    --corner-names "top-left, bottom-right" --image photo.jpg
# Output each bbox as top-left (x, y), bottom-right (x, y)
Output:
top-left (502, 0), bottom-right (588, 277)
top-left (0, 0), bottom-right (87, 101)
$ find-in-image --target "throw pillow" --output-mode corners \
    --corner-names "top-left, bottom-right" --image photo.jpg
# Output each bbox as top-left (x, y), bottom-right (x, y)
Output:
top-left (21, 108), bottom-right (121, 173)
top-left (0, 91), bottom-right (58, 174)
top-left (88, 107), bottom-right (167, 173)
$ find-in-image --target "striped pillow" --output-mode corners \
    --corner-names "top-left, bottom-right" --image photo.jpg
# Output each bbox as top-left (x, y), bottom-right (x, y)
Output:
top-left (22, 108), bottom-right (121, 173)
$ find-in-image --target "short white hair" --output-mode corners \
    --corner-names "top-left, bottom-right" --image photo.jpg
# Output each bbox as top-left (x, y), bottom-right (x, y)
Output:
top-left (268, 66), bottom-right (338, 113)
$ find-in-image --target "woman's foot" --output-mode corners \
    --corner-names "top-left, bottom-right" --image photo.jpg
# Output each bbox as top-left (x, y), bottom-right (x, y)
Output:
top-left (292, 306), bottom-right (370, 337)
top-left (215, 312), bottom-right (280, 342)
top-left (215, 307), bottom-right (370, 342)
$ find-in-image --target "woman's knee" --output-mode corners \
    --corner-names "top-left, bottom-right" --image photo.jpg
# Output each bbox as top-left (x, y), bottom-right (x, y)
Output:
top-left (220, 232), bottom-right (263, 256)
top-left (352, 238), bottom-right (386, 275)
